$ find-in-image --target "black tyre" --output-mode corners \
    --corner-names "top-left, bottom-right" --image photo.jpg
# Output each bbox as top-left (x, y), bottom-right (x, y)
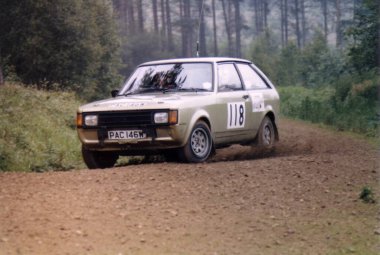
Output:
top-left (178, 121), bottom-right (213, 163)
top-left (82, 146), bottom-right (119, 169)
top-left (257, 116), bottom-right (276, 148)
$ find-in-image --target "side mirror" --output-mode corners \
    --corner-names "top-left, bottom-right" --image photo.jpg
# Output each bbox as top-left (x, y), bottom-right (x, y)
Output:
top-left (111, 90), bottom-right (119, 98)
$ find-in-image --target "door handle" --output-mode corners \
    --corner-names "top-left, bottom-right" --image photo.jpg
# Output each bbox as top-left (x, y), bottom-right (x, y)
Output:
top-left (242, 95), bottom-right (249, 100)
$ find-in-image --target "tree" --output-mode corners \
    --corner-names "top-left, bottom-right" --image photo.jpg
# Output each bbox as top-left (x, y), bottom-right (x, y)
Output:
top-left (294, 0), bottom-right (301, 48)
top-left (166, 0), bottom-right (174, 51)
top-left (335, 0), bottom-right (342, 47)
top-left (221, 0), bottom-right (233, 56)
top-left (300, 0), bottom-right (306, 47)
top-left (181, 0), bottom-right (194, 57)
top-left (0, 0), bottom-right (122, 99)
top-left (137, 0), bottom-right (144, 32)
top-left (160, 0), bottom-right (167, 50)
top-left (321, 0), bottom-right (328, 40)
top-left (212, 0), bottom-right (219, 56)
top-left (152, 0), bottom-right (159, 33)
top-left (347, 0), bottom-right (380, 72)
top-left (195, 0), bottom-right (207, 56)
top-left (280, 0), bottom-right (289, 47)
top-left (127, 0), bottom-right (136, 34)
top-left (233, 0), bottom-right (242, 57)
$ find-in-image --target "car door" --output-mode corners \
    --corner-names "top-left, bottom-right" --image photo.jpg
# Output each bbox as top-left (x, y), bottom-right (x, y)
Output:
top-left (213, 62), bottom-right (252, 144)
top-left (235, 63), bottom-right (277, 136)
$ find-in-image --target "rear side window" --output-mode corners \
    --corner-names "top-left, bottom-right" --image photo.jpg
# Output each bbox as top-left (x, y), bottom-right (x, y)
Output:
top-left (217, 63), bottom-right (243, 91)
top-left (236, 64), bottom-right (269, 90)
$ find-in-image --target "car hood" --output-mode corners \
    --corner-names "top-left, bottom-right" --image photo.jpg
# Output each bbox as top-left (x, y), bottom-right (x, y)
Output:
top-left (78, 92), bottom-right (212, 112)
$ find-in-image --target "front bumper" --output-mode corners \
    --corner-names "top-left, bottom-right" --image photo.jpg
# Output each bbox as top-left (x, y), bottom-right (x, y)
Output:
top-left (77, 124), bottom-right (187, 152)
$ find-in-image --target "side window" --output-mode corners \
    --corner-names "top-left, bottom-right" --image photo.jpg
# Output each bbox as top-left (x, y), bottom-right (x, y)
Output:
top-left (217, 63), bottom-right (243, 91)
top-left (236, 64), bottom-right (269, 90)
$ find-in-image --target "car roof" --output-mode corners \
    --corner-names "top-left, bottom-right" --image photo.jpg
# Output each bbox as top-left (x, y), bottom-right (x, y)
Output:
top-left (140, 57), bottom-right (252, 66)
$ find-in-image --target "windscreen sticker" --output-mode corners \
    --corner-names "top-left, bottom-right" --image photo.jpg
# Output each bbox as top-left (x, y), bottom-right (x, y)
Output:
top-left (227, 102), bottom-right (245, 129)
top-left (250, 93), bottom-right (265, 112)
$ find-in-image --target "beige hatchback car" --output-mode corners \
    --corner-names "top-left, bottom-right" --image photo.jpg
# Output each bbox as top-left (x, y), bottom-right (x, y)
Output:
top-left (77, 58), bottom-right (280, 169)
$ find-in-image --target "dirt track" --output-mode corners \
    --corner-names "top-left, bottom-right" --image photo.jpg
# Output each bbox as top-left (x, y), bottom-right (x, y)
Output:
top-left (0, 119), bottom-right (379, 255)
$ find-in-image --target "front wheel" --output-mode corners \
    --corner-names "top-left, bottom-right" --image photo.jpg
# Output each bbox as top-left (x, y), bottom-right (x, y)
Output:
top-left (82, 146), bottom-right (119, 169)
top-left (178, 121), bottom-right (213, 163)
top-left (257, 116), bottom-right (276, 148)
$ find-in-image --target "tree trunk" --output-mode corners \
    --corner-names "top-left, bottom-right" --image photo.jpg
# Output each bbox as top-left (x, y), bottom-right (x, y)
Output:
top-left (254, 0), bottom-right (262, 35)
top-left (152, 0), bottom-right (159, 33)
top-left (263, 0), bottom-right (268, 31)
top-left (300, 0), bottom-right (306, 48)
top-left (221, 0), bottom-right (233, 56)
top-left (284, 0), bottom-right (288, 45)
top-left (322, 0), bottom-right (328, 41)
top-left (280, 0), bottom-right (285, 47)
top-left (335, 0), bottom-right (342, 47)
top-left (180, 0), bottom-right (186, 56)
top-left (137, 0), bottom-right (144, 32)
top-left (166, 0), bottom-right (173, 51)
top-left (183, 0), bottom-right (193, 57)
top-left (127, 0), bottom-right (136, 35)
top-left (228, 0), bottom-right (234, 55)
top-left (160, 0), bottom-right (166, 50)
top-left (294, 0), bottom-right (301, 48)
top-left (234, 0), bottom-right (241, 58)
top-left (212, 0), bottom-right (218, 56)
top-left (113, 0), bottom-right (129, 35)
top-left (198, 0), bottom-right (207, 56)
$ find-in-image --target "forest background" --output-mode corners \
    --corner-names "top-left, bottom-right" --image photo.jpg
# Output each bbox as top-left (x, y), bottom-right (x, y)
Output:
top-left (0, 0), bottom-right (378, 171)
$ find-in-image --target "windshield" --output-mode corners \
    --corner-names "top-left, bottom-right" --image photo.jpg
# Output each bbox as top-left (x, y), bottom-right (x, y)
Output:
top-left (119, 63), bottom-right (213, 95)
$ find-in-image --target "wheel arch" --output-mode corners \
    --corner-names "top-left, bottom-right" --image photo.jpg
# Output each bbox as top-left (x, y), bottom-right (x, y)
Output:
top-left (182, 110), bottom-right (215, 155)
top-left (265, 111), bottom-right (279, 141)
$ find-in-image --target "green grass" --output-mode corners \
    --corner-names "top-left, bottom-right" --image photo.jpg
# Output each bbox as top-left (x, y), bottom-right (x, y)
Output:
top-left (0, 83), bottom-right (84, 172)
top-left (278, 81), bottom-right (379, 137)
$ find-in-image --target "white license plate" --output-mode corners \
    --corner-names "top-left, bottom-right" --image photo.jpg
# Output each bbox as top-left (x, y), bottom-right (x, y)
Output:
top-left (108, 130), bottom-right (146, 140)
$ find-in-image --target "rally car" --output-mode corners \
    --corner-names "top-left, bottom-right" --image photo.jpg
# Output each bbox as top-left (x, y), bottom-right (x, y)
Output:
top-left (76, 57), bottom-right (280, 169)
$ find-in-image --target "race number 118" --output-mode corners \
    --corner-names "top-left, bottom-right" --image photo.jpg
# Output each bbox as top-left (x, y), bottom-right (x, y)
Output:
top-left (227, 102), bottom-right (245, 129)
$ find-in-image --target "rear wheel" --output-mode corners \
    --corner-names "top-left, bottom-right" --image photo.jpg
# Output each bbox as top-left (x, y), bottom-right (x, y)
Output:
top-left (82, 146), bottom-right (119, 169)
top-left (178, 121), bottom-right (213, 163)
top-left (257, 116), bottom-right (276, 148)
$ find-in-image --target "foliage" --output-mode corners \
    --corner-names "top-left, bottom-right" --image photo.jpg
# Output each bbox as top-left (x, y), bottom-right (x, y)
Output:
top-left (0, 0), bottom-right (122, 100)
top-left (0, 83), bottom-right (84, 172)
top-left (248, 32), bottom-right (279, 80)
top-left (360, 186), bottom-right (376, 204)
top-left (347, 0), bottom-right (380, 73)
top-left (250, 32), bottom-right (346, 88)
top-left (298, 33), bottom-right (345, 87)
top-left (248, 11), bottom-right (379, 138)
top-left (278, 72), bottom-right (379, 136)
top-left (273, 43), bottom-right (301, 87)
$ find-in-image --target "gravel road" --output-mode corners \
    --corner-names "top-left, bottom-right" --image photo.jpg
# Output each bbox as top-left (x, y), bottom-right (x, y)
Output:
top-left (0, 119), bottom-right (379, 255)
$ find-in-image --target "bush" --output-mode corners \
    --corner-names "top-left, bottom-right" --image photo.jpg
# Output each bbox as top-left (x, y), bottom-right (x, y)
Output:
top-left (0, 83), bottom-right (84, 172)
top-left (278, 72), bottom-right (379, 137)
top-left (360, 186), bottom-right (376, 204)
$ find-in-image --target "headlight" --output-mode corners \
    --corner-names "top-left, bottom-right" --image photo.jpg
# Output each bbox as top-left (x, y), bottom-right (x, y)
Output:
top-left (84, 115), bottom-right (98, 126)
top-left (154, 112), bottom-right (168, 124)
top-left (154, 110), bottom-right (178, 124)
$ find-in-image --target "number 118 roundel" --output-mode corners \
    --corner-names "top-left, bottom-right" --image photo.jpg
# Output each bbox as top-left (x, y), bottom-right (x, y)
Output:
top-left (76, 57), bottom-right (280, 169)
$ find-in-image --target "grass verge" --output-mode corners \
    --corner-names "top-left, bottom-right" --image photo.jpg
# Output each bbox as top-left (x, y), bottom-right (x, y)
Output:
top-left (0, 83), bottom-right (84, 172)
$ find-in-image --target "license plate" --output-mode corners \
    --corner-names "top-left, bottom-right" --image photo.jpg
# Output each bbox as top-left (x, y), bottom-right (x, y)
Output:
top-left (108, 130), bottom-right (146, 140)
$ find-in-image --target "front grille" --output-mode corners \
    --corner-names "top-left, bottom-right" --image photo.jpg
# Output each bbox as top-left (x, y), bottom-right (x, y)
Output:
top-left (97, 111), bottom-right (154, 127)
